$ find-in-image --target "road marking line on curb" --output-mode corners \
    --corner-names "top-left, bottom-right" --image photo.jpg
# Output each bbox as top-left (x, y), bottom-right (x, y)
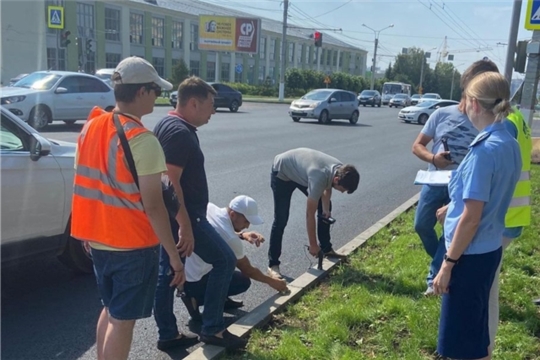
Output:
top-left (184, 192), bottom-right (421, 360)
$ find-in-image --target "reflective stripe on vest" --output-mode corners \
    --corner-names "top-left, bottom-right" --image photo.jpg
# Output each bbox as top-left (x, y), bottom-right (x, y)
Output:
top-left (508, 196), bottom-right (531, 208)
top-left (518, 171), bottom-right (530, 181)
top-left (73, 185), bottom-right (144, 210)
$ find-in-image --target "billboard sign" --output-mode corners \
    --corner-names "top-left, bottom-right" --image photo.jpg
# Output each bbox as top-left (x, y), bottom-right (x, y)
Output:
top-left (199, 16), bottom-right (260, 53)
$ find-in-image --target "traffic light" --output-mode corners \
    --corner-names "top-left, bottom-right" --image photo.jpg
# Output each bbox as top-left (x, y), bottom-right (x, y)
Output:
top-left (514, 40), bottom-right (528, 74)
top-left (86, 39), bottom-right (96, 53)
top-left (60, 30), bottom-right (71, 47)
top-left (314, 31), bottom-right (322, 47)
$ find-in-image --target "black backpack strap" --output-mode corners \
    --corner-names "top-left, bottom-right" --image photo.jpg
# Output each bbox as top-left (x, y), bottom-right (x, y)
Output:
top-left (112, 113), bottom-right (139, 189)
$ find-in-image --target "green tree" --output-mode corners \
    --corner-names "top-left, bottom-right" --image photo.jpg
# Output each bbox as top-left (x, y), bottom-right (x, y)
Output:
top-left (169, 59), bottom-right (189, 90)
top-left (385, 62), bottom-right (393, 80)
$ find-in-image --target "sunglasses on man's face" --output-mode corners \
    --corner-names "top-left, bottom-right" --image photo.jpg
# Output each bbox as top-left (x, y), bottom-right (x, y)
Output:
top-left (145, 84), bottom-right (162, 97)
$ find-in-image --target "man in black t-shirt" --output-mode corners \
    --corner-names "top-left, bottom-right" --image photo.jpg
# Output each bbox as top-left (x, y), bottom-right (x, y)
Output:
top-left (153, 77), bottom-right (246, 350)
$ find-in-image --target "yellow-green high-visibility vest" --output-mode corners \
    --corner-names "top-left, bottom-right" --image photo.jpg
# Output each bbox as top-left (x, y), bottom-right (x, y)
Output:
top-left (505, 109), bottom-right (532, 227)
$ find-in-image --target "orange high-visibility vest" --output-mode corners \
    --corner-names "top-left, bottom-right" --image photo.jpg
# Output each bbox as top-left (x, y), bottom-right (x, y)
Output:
top-left (71, 107), bottom-right (159, 249)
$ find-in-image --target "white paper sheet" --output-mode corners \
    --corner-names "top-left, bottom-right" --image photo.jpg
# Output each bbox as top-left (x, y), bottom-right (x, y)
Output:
top-left (414, 170), bottom-right (452, 186)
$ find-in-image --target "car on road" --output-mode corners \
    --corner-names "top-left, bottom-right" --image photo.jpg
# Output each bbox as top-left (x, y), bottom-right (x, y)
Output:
top-left (95, 68), bottom-right (115, 87)
top-left (0, 106), bottom-right (92, 273)
top-left (389, 93), bottom-right (411, 108)
top-left (418, 93), bottom-right (441, 104)
top-left (289, 88), bottom-right (359, 125)
top-left (9, 73), bottom-right (29, 87)
top-left (398, 99), bottom-right (459, 125)
top-left (0, 71), bottom-right (116, 130)
top-left (358, 89), bottom-right (381, 107)
top-left (410, 94), bottom-right (422, 105)
top-left (169, 82), bottom-right (243, 112)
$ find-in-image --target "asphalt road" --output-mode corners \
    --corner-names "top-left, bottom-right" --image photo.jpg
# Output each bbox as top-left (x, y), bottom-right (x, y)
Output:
top-left (2, 102), bottom-right (534, 360)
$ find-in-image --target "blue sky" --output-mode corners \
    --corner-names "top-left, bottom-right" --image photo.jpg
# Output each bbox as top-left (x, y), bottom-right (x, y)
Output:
top-left (201, 0), bottom-right (533, 79)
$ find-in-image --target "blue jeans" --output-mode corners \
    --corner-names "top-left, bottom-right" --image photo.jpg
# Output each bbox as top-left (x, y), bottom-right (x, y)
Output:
top-left (269, 171), bottom-right (333, 267)
top-left (184, 270), bottom-right (251, 305)
top-left (414, 184), bottom-right (449, 287)
top-left (154, 215), bottom-right (236, 339)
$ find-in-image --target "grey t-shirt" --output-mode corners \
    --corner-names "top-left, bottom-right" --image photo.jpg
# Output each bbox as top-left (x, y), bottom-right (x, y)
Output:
top-left (272, 148), bottom-right (341, 200)
top-left (421, 105), bottom-right (478, 171)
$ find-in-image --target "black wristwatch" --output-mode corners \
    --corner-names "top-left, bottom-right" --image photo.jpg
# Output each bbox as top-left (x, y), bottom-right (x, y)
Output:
top-left (444, 254), bottom-right (459, 264)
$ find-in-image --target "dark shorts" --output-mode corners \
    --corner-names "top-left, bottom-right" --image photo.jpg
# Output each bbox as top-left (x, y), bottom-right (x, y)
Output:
top-left (91, 246), bottom-right (159, 321)
top-left (437, 247), bottom-right (502, 359)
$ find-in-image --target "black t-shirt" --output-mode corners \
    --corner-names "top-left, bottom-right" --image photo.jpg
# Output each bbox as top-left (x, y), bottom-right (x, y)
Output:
top-left (153, 115), bottom-right (208, 217)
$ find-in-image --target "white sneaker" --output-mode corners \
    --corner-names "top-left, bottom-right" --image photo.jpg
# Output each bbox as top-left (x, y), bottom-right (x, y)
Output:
top-left (423, 286), bottom-right (435, 296)
top-left (268, 265), bottom-right (284, 279)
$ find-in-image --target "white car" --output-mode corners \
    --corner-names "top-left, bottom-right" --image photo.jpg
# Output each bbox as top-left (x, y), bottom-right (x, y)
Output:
top-left (0, 71), bottom-right (116, 130)
top-left (0, 106), bottom-right (92, 273)
top-left (95, 68), bottom-right (116, 87)
top-left (418, 93), bottom-right (442, 104)
top-left (398, 100), bottom-right (458, 125)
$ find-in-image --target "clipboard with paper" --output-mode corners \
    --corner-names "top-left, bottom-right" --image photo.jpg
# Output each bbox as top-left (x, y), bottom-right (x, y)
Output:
top-left (414, 170), bottom-right (452, 186)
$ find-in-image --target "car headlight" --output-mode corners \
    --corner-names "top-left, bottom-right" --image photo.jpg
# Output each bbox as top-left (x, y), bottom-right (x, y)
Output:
top-left (309, 102), bottom-right (320, 108)
top-left (1, 96), bottom-right (26, 105)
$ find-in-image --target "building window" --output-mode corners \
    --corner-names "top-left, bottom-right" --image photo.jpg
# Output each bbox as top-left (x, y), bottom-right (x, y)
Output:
top-left (259, 37), bottom-right (266, 59)
top-left (305, 46), bottom-right (310, 64)
top-left (105, 53), bottom-right (121, 68)
top-left (105, 8), bottom-right (120, 41)
top-left (235, 63), bottom-right (242, 82)
top-left (45, 0), bottom-right (64, 34)
top-left (152, 17), bottom-right (164, 47)
top-left (247, 65), bottom-right (254, 84)
top-left (269, 39), bottom-right (275, 60)
top-left (339, 53), bottom-right (343, 67)
top-left (130, 13), bottom-right (143, 44)
top-left (221, 63), bottom-right (230, 81)
top-left (190, 60), bottom-right (200, 76)
top-left (258, 65), bottom-right (265, 82)
top-left (333, 51), bottom-right (338, 66)
top-left (327, 50), bottom-right (332, 66)
top-left (153, 57), bottom-right (164, 77)
top-left (206, 61), bottom-right (216, 82)
top-left (190, 24), bottom-right (199, 51)
top-left (313, 48), bottom-right (318, 65)
top-left (172, 21), bottom-right (183, 49)
top-left (269, 66), bottom-right (275, 82)
top-left (46, 48), bottom-right (66, 70)
top-left (77, 3), bottom-right (95, 39)
top-left (297, 45), bottom-right (302, 65)
top-left (288, 42), bottom-right (294, 62)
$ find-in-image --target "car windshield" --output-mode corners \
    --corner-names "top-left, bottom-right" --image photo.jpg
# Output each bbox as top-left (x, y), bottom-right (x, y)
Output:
top-left (302, 90), bottom-right (332, 101)
top-left (13, 73), bottom-right (61, 90)
top-left (412, 95), bottom-right (421, 98)
top-left (423, 94), bottom-right (438, 99)
top-left (361, 90), bottom-right (376, 96)
top-left (394, 94), bottom-right (407, 98)
top-left (417, 101), bottom-right (438, 107)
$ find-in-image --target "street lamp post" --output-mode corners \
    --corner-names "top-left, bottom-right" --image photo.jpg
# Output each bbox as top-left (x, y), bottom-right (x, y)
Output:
top-left (449, 62), bottom-right (465, 100)
top-left (363, 23), bottom-right (394, 90)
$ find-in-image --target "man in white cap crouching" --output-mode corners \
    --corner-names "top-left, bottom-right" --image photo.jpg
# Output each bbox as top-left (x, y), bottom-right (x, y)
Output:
top-left (182, 195), bottom-right (289, 322)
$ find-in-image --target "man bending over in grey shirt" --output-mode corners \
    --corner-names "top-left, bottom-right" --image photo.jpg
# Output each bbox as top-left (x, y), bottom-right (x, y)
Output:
top-left (267, 147), bottom-right (360, 279)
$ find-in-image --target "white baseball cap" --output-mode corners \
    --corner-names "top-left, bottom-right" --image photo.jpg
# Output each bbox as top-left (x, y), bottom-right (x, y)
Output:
top-left (113, 56), bottom-right (173, 90)
top-left (229, 195), bottom-right (264, 225)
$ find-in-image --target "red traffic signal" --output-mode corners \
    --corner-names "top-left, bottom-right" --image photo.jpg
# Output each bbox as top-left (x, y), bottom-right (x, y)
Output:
top-left (314, 31), bottom-right (322, 47)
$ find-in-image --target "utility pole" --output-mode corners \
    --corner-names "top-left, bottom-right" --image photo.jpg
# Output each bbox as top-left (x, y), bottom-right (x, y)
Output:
top-left (278, 0), bottom-right (288, 102)
top-left (363, 23), bottom-right (394, 90)
top-left (504, 0), bottom-right (522, 84)
top-left (520, 30), bottom-right (540, 128)
top-left (370, 38), bottom-right (378, 90)
top-left (449, 62), bottom-right (465, 100)
top-left (316, 47), bottom-right (320, 71)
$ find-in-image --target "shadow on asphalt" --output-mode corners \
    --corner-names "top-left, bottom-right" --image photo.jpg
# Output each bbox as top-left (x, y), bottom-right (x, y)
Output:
top-left (1, 256), bottom-right (101, 360)
top-left (294, 120), bottom-right (372, 127)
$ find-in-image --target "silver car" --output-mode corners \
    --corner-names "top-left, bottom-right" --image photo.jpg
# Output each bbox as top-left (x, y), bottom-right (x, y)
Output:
top-left (389, 94), bottom-right (411, 108)
top-left (289, 89), bottom-right (360, 125)
top-left (1, 106), bottom-right (92, 273)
